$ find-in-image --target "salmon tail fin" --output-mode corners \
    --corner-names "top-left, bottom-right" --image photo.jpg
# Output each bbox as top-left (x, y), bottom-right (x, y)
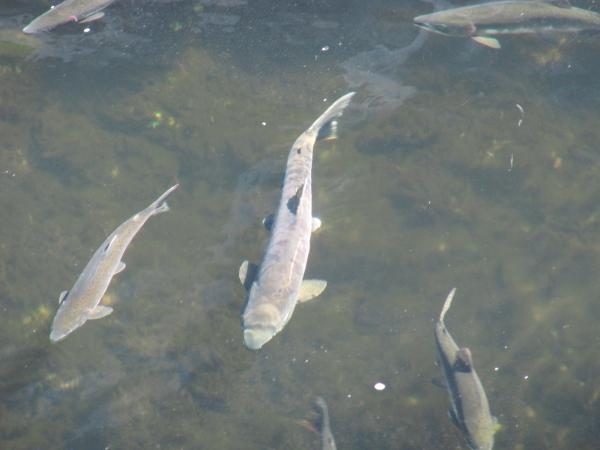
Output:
top-left (308, 92), bottom-right (355, 139)
top-left (150, 183), bottom-right (179, 215)
top-left (439, 287), bottom-right (456, 323)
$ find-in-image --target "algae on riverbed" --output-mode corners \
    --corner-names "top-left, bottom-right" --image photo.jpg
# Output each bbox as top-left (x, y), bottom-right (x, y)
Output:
top-left (2, 0), bottom-right (600, 449)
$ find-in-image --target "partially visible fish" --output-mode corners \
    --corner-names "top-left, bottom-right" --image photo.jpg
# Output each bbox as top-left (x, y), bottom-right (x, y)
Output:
top-left (434, 288), bottom-right (497, 450)
top-left (50, 184), bottom-right (178, 342)
top-left (239, 92), bottom-right (355, 350)
top-left (23, 0), bottom-right (117, 34)
top-left (414, 0), bottom-right (600, 49)
top-left (315, 396), bottom-right (336, 450)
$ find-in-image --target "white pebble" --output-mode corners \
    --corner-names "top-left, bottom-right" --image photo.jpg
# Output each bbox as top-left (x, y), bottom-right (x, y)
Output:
top-left (374, 382), bottom-right (386, 391)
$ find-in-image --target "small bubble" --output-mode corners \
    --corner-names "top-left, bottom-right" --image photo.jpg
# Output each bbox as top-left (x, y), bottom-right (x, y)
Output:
top-left (374, 382), bottom-right (386, 391)
top-left (321, 45), bottom-right (330, 52)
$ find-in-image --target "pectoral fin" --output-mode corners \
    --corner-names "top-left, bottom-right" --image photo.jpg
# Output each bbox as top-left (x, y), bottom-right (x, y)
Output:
top-left (80, 11), bottom-right (105, 23)
top-left (114, 261), bottom-right (126, 274)
top-left (58, 290), bottom-right (69, 304)
top-left (431, 376), bottom-right (448, 389)
top-left (87, 305), bottom-right (113, 320)
top-left (448, 406), bottom-right (461, 430)
top-left (298, 279), bottom-right (327, 303)
top-left (311, 217), bottom-right (322, 232)
top-left (471, 36), bottom-right (501, 49)
top-left (262, 213), bottom-right (275, 232)
top-left (239, 260), bottom-right (259, 291)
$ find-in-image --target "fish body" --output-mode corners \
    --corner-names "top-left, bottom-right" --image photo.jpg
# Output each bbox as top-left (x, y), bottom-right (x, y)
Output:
top-left (239, 92), bottom-right (354, 350)
top-left (50, 184), bottom-right (178, 342)
top-left (23, 0), bottom-right (116, 34)
top-left (414, 0), bottom-right (600, 48)
top-left (434, 288), bottom-right (496, 450)
top-left (315, 396), bottom-right (336, 450)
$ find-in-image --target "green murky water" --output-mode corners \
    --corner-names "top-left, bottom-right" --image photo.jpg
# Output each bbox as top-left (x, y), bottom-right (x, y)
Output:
top-left (2, 0), bottom-right (600, 448)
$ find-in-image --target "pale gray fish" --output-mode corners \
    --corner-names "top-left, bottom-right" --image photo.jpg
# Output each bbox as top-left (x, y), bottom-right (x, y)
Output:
top-left (435, 288), bottom-right (497, 450)
top-left (23, 0), bottom-right (116, 34)
top-left (315, 396), bottom-right (336, 450)
top-left (414, 0), bottom-right (600, 49)
top-left (239, 92), bottom-right (355, 350)
top-left (50, 184), bottom-right (178, 342)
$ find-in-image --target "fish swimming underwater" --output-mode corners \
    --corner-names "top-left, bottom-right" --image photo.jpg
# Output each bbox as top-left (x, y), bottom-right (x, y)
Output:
top-left (414, 0), bottom-right (600, 48)
top-left (315, 396), bottom-right (337, 450)
top-left (50, 184), bottom-right (178, 342)
top-left (239, 92), bottom-right (355, 350)
top-left (23, 0), bottom-right (116, 34)
top-left (434, 288), bottom-right (497, 450)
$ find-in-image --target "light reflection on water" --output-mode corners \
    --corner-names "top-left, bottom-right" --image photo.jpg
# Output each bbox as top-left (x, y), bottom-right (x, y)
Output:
top-left (1, 0), bottom-right (600, 448)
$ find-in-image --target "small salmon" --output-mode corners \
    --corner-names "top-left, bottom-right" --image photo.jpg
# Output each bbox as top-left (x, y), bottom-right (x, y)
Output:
top-left (23, 0), bottom-right (116, 34)
top-left (315, 396), bottom-right (336, 450)
top-left (50, 184), bottom-right (178, 342)
top-left (434, 288), bottom-right (497, 450)
top-left (414, 0), bottom-right (600, 49)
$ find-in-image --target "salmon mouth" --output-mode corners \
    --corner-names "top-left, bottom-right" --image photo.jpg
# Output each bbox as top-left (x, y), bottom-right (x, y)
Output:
top-left (243, 327), bottom-right (275, 350)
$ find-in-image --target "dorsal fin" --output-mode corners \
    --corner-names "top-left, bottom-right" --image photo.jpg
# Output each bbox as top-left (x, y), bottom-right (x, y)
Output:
top-left (104, 234), bottom-right (117, 252)
top-left (287, 184), bottom-right (304, 215)
top-left (454, 347), bottom-right (474, 373)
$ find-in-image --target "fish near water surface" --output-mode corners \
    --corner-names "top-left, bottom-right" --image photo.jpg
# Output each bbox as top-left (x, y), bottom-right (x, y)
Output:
top-left (50, 184), bottom-right (178, 342)
top-left (23, 0), bottom-right (116, 34)
top-left (238, 92), bottom-right (355, 350)
top-left (435, 288), bottom-right (497, 450)
top-left (414, 0), bottom-right (600, 48)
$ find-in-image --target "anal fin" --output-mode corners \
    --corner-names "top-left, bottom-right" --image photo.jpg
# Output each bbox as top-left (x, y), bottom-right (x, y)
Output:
top-left (80, 11), bottom-right (105, 23)
top-left (114, 261), bottom-right (126, 274)
top-left (298, 279), bottom-right (327, 303)
top-left (87, 305), bottom-right (113, 320)
top-left (471, 36), bottom-right (501, 49)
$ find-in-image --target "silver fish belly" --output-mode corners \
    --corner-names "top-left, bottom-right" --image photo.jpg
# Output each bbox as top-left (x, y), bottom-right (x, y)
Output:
top-left (50, 184), bottom-right (178, 342)
top-left (435, 288), bottom-right (496, 450)
top-left (240, 92), bottom-right (354, 350)
top-left (23, 0), bottom-right (115, 34)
